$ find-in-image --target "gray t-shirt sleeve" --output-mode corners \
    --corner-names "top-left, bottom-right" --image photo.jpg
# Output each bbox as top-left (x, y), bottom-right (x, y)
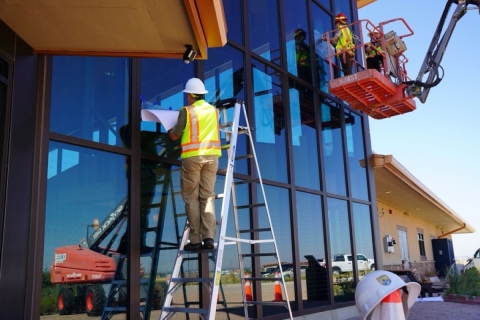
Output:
top-left (171, 107), bottom-right (187, 136)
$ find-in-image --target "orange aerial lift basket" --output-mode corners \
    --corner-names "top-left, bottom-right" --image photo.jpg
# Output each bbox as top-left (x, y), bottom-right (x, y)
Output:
top-left (324, 18), bottom-right (416, 119)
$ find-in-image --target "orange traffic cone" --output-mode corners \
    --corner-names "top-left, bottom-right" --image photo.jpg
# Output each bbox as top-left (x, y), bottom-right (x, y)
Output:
top-left (244, 274), bottom-right (253, 301)
top-left (380, 289), bottom-right (405, 320)
top-left (273, 272), bottom-right (283, 302)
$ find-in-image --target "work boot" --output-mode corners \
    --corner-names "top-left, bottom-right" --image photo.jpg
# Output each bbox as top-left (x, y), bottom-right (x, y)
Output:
top-left (203, 238), bottom-right (214, 249)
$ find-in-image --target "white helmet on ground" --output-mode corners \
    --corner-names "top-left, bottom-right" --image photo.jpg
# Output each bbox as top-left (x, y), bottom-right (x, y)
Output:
top-left (183, 78), bottom-right (208, 94)
top-left (355, 270), bottom-right (421, 320)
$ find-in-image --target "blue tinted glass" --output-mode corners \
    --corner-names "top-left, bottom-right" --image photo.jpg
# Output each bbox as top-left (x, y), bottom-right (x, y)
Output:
top-left (296, 191), bottom-right (330, 307)
top-left (289, 83), bottom-right (320, 190)
top-left (50, 57), bottom-right (129, 147)
top-left (257, 185), bottom-right (294, 313)
top-left (312, 4), bottom-right (334, 92)
top-left (284, 0), bottom-right (311, 83)
top-left (140, 58), bottom-right (194, 113)
top-left (252, 59), bottom-right (288, 183)
top-left (43, 141), bottom-right (128, 313)
top-left (327, 197), bottom-right (354, 303)
top-left (204, 45), bottom-right (248, 175)
top-left (249, 0), bottom-right (281, 65)
top-left (345, 111), bottom-right (369, 200)
top-left (353, 203), bottom-right (375, 278)
top-left (314, 0), bottom-right (331, 11)
top-left (223, 0), bottom-right (243, 45)
top-left (321, 104), bottom-right (346, 195)
top-left (334, 0), bottom-right (353, 21)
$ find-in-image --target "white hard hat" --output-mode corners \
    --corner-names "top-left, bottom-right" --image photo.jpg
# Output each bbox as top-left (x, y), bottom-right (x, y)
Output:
top-left (355, 270), bottom-right (421, 320)
top-left (183, 78), bottom-right (208, 94)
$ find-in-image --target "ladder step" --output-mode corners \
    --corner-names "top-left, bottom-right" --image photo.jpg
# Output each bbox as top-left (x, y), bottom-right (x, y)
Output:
top-left (175, 213), bottom-right (187, 218)
top-left (233, 178), bottom-right (260, 185)
top-left (245, 301), bottom-right (289, 307)
top-left (242, 252), bottom-right (277, 258)
top-left (239, 228), bottom-right (271, 233)
top-left (215, 193), bottom-right (224, 199)
top-left (171, 277), bottom-right (213, 283)
top-left (162, 307), bottom-right (208, 314)
top-left (235, 154), bottom-right (254, 161)
top-left (179, 248), bottom-right (215, 254)
top-left (222, 236), bottom-right (275, 245)
top-left (235, 203), bottom-right (265, 210)
top-left (247, 277), bottom-right (283, 282)
top-left (219, 121), bottom-right (233, 128)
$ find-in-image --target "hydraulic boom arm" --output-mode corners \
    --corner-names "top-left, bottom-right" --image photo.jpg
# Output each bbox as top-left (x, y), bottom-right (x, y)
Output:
top-left (406, 0), bottom-right (480, 103)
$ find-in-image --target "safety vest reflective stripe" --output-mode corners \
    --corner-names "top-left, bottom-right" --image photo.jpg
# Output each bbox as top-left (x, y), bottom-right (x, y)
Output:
top-left (181, 101), bottom-right (221, 159)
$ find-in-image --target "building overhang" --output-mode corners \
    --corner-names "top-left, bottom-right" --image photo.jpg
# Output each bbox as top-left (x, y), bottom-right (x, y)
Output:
top-left (0, 0), bottom-right (227, 59)
top-left (373, 154), bottom-right (475, 235)
top-left (357, 0), bottom-right (377, 9)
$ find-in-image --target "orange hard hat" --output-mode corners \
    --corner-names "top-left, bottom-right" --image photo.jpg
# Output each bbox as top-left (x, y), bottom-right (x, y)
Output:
top-left (335, 13), bottom-right (348, 22)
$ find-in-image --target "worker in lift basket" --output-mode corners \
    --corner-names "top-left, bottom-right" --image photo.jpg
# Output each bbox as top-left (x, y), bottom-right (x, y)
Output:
top-left (168, 78), bottom-right (221, 251)
top-left (324, 13), bottom-right (355, 76)
top-left (365, 31), bottom-right (384, 72)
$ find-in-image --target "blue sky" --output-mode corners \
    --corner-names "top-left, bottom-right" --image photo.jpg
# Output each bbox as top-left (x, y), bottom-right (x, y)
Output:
top-left (359, 0), bottom-right (480, 258)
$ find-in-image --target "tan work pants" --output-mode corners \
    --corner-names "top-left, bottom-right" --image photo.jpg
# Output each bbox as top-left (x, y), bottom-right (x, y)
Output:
top-left (181, 155), bottom-right (218, 243)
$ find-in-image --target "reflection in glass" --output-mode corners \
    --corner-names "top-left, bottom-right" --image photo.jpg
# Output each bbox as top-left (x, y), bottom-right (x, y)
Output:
top-left (353, 202), bottom-right (375, 280)
top-left (289, 83), bottom-right (320, 190)
top-left (223, 0), bottom-right (243, 45)
top-left (257, 185), bottom-right (295, 315)
top-left (252, 60), bottom-right (288, 183)
top-left (43, 141), bottom-right (127, 318)
top-left (204, 45), bottom-right (248, 175)
top-left (316, 0), bottom-right (331, 11)
top-left (312, 4), bottom-right (334, 92)
top-left (296, 191), bottom-right (330, 308)
top-left (284, 0), bottom-right (311, 83)
top-left (50, 57), bottom-right (129, 147)
top-left (327, 197), bottom-right (354, 303)
top-left (321, 104), bottom-right (346, 196)
top-left (249, 0), bottom-right (281, 65)
top-left (345, 111), bottom-right (369, 201)
top-left (141, 58), bottom-right (194, 115)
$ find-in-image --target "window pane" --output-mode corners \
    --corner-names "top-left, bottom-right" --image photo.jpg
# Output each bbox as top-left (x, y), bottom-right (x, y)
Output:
top-left (327, 197), bottom-right (353, 303)
top-left (296, 191), bottom-right (330, 308)
top-left (284, 0), bottom-right (312, 83)
top-left (321, 104), bottom-right (346, 195)
top-left (289, 83), bottom-right (320, 190)
top-left (334, 0), bottom-right (353, 21)
top-left (0, 57), bottom-right (8, 78)
top-left (315, 0), bottom-right (331, 11)
top-left (140, 58), bottom-right (193, 113)
top-left (50, 57), bottom-right (129, 147)
top-left (223, 0), bottom-right (243, 45)
top-left (43, 141), bottom-right (127, 317)
top-left (204, 45), bottom-right (248, 175)
top-left (345, 111), bottom-right (369, 200)
top-left (249, 0), bottom-right (281, 65)
top-left (252, 59), bottom-right (288, 183)
top-left (312, 4), bottom-right (334, 93)
top-left (353, 202), bottom-right (375, 280)
top-left (257, 185), bottom-right (294, 315)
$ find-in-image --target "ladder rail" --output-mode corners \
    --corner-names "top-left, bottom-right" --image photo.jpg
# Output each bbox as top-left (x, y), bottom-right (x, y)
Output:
top-left (240, 104), bottom-right (294, 319)
top-left (206, 101), bottom-right (241, 319)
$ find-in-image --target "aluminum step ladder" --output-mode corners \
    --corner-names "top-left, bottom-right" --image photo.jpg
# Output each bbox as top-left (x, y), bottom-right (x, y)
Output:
top-left (160, 99), bottom-right (293, 320)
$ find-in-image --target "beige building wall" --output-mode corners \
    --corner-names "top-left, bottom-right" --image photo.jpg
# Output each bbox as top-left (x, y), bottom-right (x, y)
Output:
top-left (376, 200), bottom-right (448, 275)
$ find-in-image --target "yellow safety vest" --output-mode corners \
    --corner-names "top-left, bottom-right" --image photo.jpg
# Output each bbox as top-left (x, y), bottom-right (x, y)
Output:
top-left (335, 25), bottom-right (355, 56)
top-left (367, 42), bottom-right (383, 58)
top-left (180, 100), bottom-right (221, 159)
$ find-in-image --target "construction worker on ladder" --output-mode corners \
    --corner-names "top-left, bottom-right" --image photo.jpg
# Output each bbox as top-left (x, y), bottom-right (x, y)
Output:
top-left (326, 13), bottom-right (355, 76)
top-left (168, 78), bottom-right (221, 251)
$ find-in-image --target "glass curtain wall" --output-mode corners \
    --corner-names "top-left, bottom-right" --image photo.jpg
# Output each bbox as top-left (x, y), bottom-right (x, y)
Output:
top-left (40, 0), bottom-right (376, 318)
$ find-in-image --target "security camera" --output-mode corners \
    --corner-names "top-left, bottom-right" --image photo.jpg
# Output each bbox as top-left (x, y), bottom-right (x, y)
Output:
top-left (183, 45), bottom-right (197, 64)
